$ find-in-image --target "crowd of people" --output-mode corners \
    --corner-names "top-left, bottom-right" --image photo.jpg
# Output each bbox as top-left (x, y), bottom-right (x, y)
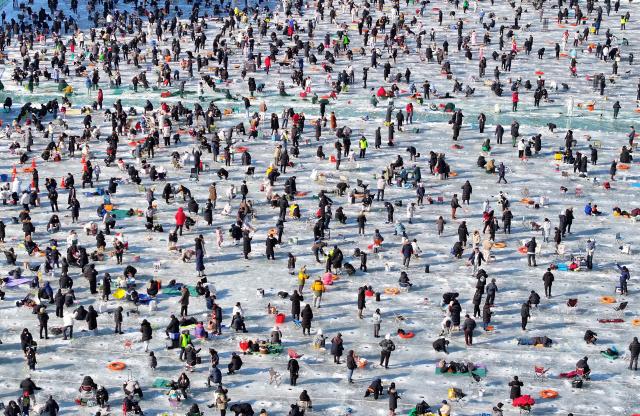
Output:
top-left (0, 0), bottom-right (638, 413)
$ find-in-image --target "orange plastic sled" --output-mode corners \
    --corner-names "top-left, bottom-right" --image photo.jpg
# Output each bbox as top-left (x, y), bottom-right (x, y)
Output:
top-left (107, 362), bottom-right (126, 371)
top-left (540, 389), bottom-right (558, 399)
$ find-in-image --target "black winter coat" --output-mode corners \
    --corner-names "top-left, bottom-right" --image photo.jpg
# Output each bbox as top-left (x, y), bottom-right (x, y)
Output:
top-left (140, 321), bottom-right (153, 341)
top-left (509, 380), bottom-right (523, 399)
top-left (331, 337), bottom-right (344, 356)
top-left (86, 307), bottom-right (98, 330)
top-left (290, 293), bottom-right (303, 316)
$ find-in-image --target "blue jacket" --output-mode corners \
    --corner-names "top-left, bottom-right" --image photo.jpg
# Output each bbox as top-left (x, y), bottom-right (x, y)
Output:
top-left (618, 265), bottom-right (630, 286)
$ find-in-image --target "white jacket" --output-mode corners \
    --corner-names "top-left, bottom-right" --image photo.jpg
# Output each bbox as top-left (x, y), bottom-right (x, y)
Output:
top-left (542, 221), bottom-right (551, 236)
top-left (406, 205), bottom-right (416, 218)
top-left (63, 314), bottom-right (74, 327)
top-left (19, 193), bottom-right (30, 205)
top-left (232, 305), bottom-right (244, 317)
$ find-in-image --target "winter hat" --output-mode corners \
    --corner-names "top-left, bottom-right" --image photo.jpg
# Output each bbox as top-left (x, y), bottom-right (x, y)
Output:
top-left (497, 403), bottom-right (504, 408)
top-left (442, 400), bottom-right (448, 404)
top-left (583, 356), bottom-right (588, 361)
top-left (385, 334), bottom-right (391, 340)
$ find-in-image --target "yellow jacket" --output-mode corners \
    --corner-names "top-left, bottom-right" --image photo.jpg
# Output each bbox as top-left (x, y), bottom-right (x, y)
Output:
top-left (298, 270), bottom-right (309, 284)
top-left (311, 280), bottom-right (325, 293)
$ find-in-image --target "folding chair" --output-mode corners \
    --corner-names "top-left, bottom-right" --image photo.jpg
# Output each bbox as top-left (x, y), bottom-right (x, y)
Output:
top-left (556, 243), bottom-right (567, 259)
top-left (189, 168), bottom-right (199, 182)
top-left (613, 301), bottom-right (628, 318)
top-left (533, 365), bottom-right (550, 381)
top-left (615, 232), bottom-right (623, 246)
top-left (565, 298), bottom-right (578, 314)
top-left (575, 186), bottom-right (583, 197)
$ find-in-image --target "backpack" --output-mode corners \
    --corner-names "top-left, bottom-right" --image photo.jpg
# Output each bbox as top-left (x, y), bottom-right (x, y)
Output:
top-left (415, 401), bottom-right (430, 414)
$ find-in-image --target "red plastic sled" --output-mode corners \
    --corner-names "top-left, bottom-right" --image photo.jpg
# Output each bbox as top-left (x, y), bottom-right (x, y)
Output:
top-left (288, 348), bottom-right (303, 359)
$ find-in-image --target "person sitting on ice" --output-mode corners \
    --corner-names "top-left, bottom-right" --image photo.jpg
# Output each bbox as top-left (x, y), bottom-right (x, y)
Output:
top-left (79, 376), bottom-right (97, 393)
top-left (123, 378), bottom-right (143, 398)
top-left (575, 356), bottom-right (591, 378)
top-left (398, 271), bottom-right (412, 288)
top-left (584, 330), bottom-right (598, 344)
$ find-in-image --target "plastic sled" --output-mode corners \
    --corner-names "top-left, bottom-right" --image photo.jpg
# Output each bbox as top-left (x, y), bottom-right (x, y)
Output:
top-left (435, 367), bottom-right (487, 377)
top-left (113, 288), bottom-right (126, 299)
top-left (288, 348), bottom-right (303, 359)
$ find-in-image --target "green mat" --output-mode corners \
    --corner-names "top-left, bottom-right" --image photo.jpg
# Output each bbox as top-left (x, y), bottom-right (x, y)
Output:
top-left (152, 378), bottom-right (172, 388)
top-left (246, 343), bottom-right (284, 355)
top-left (111, 209), bottom-right (132, 219)
top-left (162, 285), bottom-right (198, 297)
top-left (409, 409), bottom-right (437, 416)
top-left (435, 367), bottom-right (487, 377)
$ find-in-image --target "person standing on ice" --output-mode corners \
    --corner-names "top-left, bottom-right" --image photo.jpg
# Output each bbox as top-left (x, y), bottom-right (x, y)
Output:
top-left (468, 247), bottom-right (485, 276)
top-left (462, 314), bottom-right (476, 346)
top-left (629, 337), bottom-right (640, 370)
top-left (613, 100), bottom-right (621, 119)
top-left (497, 162), bottom-right (507, 183)
top-left (461, 181), bottom-right (472, 205)
top-left (406, 203), bottom-right (416, 224)
top-left (379, 334), bottom-right (395, 369)
top-left (520, 302), bottom-right (531, 330)
top-left (509, 376), bottom-right (523, 400)
top-left (617, 263), bottom-right (630, 295)
top-left (450, 194), bottom-right (461, 219)
top-left (331, 333), bottom-right (344, 364)
top-left (486, 279), bottom-right (498, 305)
top-left (525, 237), bottom-right (537, 267)
top-left (174, 207), bottom-right (186, 236)
top-left (543, 268), bottom-right (555, 298)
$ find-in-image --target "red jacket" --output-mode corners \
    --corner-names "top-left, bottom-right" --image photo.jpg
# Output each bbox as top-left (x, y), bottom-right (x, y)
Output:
top-left (97, 89), bottom-right (103, 102)
top-left (175, 208), bottom-right (186, 225)
top-left (265, 56), bottom-right (271, 68)
top-left (512, 92), bottom-right (519, 103)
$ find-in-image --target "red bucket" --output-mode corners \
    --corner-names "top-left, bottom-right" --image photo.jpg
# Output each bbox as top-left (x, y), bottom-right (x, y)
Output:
top-left (275, 313), bottom-right (285, 324)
